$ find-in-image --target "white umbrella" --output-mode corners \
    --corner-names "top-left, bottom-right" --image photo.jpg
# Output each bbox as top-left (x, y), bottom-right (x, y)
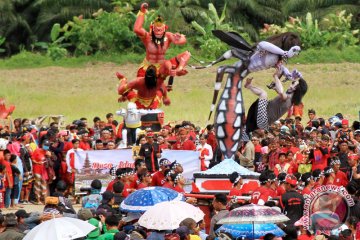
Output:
top-left (23, 217), bottom-right (96, 240)
top-left (138, 201), bottom-right (205, 230)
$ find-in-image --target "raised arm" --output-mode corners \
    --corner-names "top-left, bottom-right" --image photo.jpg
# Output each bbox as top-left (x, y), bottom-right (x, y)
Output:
top-left (273, 69), bottom-right (287, 100)
top-left (258, 41), bottom-right (301, 58)
top-left (133, 3), bottom-right (149, 38)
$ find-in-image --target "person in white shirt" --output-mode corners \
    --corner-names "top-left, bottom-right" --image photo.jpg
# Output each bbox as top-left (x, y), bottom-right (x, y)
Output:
top-left (196, 135), bottom-right (213, 171)
top-left (65, 139), bottom-right (84, 194)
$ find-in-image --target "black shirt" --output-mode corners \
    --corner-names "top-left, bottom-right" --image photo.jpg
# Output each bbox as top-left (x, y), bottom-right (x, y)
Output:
top-left (139, 142), bottom-right (161, 172)
top-left (280, 190), bottom-right (304, 225)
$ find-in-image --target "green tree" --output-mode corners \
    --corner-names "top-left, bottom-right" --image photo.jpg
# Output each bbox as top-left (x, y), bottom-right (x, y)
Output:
top-left (226, 0), bottom-right (287, 41)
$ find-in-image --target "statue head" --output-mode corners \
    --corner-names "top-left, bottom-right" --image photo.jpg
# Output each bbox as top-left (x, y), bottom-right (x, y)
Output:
top-left (150, 15), bottom-right (168, 46)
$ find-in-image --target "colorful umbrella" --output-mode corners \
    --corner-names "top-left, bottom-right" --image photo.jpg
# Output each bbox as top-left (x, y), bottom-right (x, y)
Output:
top-left (218, 204), bottom-right (289, 225)
top-left (216, 223), bottom-right (285, 239)
top-left (120, 186), bottom-right (185, 212)
top-left (217, 204), bottom-right (289, 240)
top-left (138, 201), bottom-right (205, 230)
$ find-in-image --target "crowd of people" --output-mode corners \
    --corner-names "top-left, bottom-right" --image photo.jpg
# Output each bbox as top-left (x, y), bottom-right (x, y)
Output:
top-left (0, 108), bottom-right (358, 239)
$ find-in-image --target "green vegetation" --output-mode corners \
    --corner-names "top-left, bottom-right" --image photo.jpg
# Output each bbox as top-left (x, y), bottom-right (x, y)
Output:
top-left (1, 46), bottom-right (359, 70)
top-left (261, 11), bottom-right (359, 49)
top-left (0, 0), bottom-right (359, 57)
top-left (0, 63), bottom-right (359, 125)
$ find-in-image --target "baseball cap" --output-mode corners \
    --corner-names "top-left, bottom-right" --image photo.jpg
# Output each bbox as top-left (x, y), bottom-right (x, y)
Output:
top-left (87, 218), bottom-right (101, 238)
top-left (15, 210), bottom-right (30, 219)
top-left (285, 174), bottom-right (298, 186)
top-left (77, 208), bottom-right (93, 221)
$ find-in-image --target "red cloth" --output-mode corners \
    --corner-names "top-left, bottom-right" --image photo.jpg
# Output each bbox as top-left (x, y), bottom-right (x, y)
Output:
top-left (251, 186), bottom-right (272, 204)
top-left (79, 141), bottom-right (91, 151)
top-left (63, 142), bottom-right (73, 153)
top-left (199, 148), bottom-right (209, 171)
top-left (130, 175), bottom-right (138, 189)
top-left (163, 182), bottom-right (173, 189)
top-left (206, 132), bottom-right (217, 152)
top-left (106, 179), bottom-right (116, 191)
top-left (229, 188), bottom-right (243, 197)
top-left (31, 148), bottom-right (46, 175)
top-left (298, 234), bottom-right (314, 240)
top-left (311, 148), bottom-right (329, 171)
top-left (172, 139), bottom-right (196, 150)
top-left (276, 185), bottom-right (286, 197)
top-left (0, 159), bottom-right (13, 188)
top-left (137, 183), bottom-right (148, 190)
top-left (122, 183), bottom-right (132, 198)
top-left (333, 171), bottom-right (348, 187)
top-left (173, 185), bottom-right (185, 193)
top-left (151, 171), bottom-right (165, 186)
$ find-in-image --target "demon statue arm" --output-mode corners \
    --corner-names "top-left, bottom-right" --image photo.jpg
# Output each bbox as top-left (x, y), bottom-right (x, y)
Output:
top-left (133, 3), bottom-right (149, 39)
top-left (0, 98), bottom-right (15, 119)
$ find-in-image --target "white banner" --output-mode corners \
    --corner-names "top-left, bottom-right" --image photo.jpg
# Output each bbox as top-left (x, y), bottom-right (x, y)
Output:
top-left (74, 149), bottom-right (200, 194)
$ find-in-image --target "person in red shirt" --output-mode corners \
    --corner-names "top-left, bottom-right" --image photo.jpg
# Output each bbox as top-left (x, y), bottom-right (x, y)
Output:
top-left (162, 169), bottom-right (174, 189)
top-left (157, 136), bottom-right (170, 150)
top-left (137, 170), bottom-right (152, 189)
top-left (122, 168), bottom-right (136, 198)
top-left (151, 158), bottom-right (171, 186)
top-left (171, 173), bottom-right (185, 193)
top-left (32, 140), bottom-right (51, 204)
top-left (78, 131), bottom-right (92, 151)
top-left (172, 128), bottom-right (196, 150)
top-left (286, 150), bottom-right (299, 174)
top-left (301, 172), bottom-right (314, 195)
top-left (251, 170), bottom-right (276, 205)
top-left (229, 172), bottom-right (243, 197)
top-left (323, 166), bottom-right (336, 185)
top-left (310, 135), bottom-right (330, 171)
top-left (331, 157), bottom-right (348, 187)
top-left (205, 124), bottom-right (217, 153)
top-left (1, 149), bottom-right (13, 208)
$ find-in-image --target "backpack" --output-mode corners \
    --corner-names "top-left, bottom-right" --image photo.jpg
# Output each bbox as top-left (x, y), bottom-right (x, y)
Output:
top-left (83, 194), bottom-right (101, 210)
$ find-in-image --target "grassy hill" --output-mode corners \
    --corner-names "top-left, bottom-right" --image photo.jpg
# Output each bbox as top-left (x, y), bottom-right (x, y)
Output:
top-left (0, 62), bottom-right (359, 126)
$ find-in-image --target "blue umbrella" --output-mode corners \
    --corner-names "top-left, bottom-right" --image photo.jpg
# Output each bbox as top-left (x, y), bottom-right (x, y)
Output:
top-left (216, 223), bottom-right (285, 239)
top-left (120, 187), bottom-right (185, 212)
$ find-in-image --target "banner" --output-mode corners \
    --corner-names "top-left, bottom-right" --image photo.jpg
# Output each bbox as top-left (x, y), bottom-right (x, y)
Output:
top-left (74, 149), bottom-right (200, 194)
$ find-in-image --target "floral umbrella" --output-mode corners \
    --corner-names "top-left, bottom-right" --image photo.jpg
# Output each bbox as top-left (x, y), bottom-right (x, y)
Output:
top-left (120, 186), bottom-right (185, 212)
top-left (216, 223), bottom-right (285, 239)
top-left (217, 204), bottom-right (289, 239)
top-left (218, 204), bottom-right (289, 225)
